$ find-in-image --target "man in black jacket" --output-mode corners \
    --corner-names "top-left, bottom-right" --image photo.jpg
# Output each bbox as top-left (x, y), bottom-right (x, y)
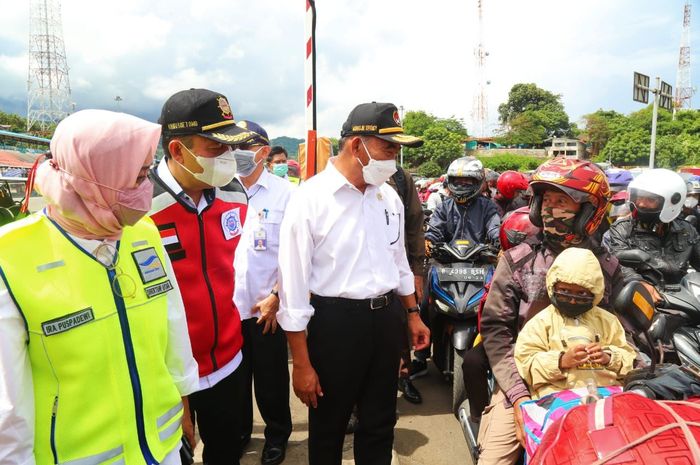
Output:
top-left (604, 169), bottom-right (700, 286)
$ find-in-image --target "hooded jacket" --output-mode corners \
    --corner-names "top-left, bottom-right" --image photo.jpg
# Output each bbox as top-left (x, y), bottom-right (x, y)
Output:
top-left (514, 247), bottom-right (635, 399)
top-left (480, 235), bottom-right (626, 406)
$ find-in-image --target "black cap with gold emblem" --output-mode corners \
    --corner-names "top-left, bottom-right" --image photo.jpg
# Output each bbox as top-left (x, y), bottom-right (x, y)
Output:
top-left (159, 88), bottom-right (255, 145)
top-left (341, 102), bottom-right (423, 148)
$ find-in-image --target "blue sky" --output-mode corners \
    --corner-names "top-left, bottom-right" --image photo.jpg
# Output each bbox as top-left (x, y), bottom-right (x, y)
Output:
top-left (0, 0), bottom-right (696, 138)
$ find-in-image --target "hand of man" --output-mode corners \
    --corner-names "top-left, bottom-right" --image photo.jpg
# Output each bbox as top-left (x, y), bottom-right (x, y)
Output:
top-left (408, 313), bottom-right (430, 350)
top-left (182, 397), bottom-right (197, 449)
top-left (560, 344), bottom-right (589, 369)
top-left (254, 293), bottom-right (280, 335)
top-left (585, 343), bottom-right (611, 366)
top-left (414, 275), bottom-right (425, 303)
top-left (292, 363), bottom-right (324, 408)
top-left (425, 240), bottom-right (434, 257)
top-left (513, 396), bottom-right (531, 448)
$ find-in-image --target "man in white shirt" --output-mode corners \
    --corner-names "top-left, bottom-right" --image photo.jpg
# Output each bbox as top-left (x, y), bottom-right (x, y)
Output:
top-left (277, 102), bottom-right (430, 465)
top-left (233, 121), bottom-right (293, 465)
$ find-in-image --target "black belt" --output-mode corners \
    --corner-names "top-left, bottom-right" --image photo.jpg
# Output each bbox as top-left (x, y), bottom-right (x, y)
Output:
top-left (311, 291), bottom-right (394, 310)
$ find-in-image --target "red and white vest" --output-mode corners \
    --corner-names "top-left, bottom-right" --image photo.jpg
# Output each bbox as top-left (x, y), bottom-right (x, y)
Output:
top-left (149, 169), bottom-right (247, 377)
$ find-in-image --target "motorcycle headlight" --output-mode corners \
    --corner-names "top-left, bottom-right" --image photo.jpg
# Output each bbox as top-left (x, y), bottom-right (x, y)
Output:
top-left (435, 299), bottom-right (452, 313)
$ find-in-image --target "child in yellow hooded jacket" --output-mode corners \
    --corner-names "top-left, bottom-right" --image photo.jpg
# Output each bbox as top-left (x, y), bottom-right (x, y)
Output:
top-left (514, 247), bottom-right (636, 399)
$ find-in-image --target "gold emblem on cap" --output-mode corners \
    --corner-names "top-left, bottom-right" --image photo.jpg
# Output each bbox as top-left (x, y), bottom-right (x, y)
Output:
top-left (210, 131), bottom-right (254, 143)
top-left (217, 96), bottom-right (233, 120)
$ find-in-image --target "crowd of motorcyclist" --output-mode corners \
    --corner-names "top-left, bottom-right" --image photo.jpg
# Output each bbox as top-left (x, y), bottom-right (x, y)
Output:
top-left (412, 155), bottom-right (700, 464)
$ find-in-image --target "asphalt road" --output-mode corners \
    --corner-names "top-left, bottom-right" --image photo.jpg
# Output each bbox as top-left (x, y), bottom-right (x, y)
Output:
top-left (195, 361), bottom-right (473, 465)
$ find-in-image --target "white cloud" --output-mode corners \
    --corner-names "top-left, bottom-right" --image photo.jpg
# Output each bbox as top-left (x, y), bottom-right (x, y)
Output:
top-left (0, 0), bottom-right (694, 138)
top-left (142, 67), bottom-right (231, 101)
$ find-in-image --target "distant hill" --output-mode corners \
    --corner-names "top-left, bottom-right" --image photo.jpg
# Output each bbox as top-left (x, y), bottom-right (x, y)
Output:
top-left (270, 136), bottom-right (304, 159)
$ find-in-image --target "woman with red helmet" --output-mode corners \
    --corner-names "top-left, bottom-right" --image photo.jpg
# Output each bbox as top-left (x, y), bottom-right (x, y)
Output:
top-left (477, 157), bottom-right (626, 465)
top-left (494, 171), bottom-right (530, 217)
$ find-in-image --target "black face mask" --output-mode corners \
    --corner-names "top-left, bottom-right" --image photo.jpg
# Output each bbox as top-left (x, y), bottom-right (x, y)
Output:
top-left (551, 290), bottom-right (595, 318)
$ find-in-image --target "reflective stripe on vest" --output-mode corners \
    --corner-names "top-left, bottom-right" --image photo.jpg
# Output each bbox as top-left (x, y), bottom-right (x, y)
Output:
top-left (0, 214), bottom-right (182, 464)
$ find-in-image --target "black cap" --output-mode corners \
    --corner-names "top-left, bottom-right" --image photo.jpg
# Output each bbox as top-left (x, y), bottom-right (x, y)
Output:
top-left (341, 102), bottom-right (423, 148)
top-left (159, 88), bottom-right (255, 145)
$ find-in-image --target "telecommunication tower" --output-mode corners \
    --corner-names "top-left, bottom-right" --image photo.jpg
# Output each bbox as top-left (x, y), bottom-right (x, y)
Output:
top-left (471, 0), bottom-right (489, 137)
top-left (27, 0), bottom-right (71, 133)
top-left (674, 0), bottom-right (693, 115)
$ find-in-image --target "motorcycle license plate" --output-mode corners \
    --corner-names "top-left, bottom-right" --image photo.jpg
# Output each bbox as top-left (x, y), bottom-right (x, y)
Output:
top-left (437, 267), bottom-right (486, 282)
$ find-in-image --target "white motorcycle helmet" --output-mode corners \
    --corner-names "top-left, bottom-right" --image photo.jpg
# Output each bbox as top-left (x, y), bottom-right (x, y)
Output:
top-left (628, 169), bottom-right (686, 223)
top-left (446, 157), bottom-right (484, 204)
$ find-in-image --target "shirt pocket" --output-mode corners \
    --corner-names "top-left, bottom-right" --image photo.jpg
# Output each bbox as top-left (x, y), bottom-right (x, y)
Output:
top-left (384, 211), bottom-right (402, 249)
top-left (259, 209), bottom-right (284, 248)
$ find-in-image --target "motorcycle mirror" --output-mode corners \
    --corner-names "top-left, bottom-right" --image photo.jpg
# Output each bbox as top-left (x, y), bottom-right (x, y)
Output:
top-left (613, 280), bottom-right (655, 333)
top-left (615, 249), bottom-right (652, 267)
top-left (686, 215), bottom-right (698, 227)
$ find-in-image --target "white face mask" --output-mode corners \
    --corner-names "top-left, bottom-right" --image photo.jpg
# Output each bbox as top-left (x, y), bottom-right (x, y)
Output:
top-left (358, 139), bottom-right (397, 186)
top-left (178, 142), bottom-right (237, 187)
top-left (686, 196), bottom-right (699, 209)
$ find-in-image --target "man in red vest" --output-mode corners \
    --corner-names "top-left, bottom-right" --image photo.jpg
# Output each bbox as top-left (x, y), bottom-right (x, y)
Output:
top-left (149, 88), bottom-right (255, 464)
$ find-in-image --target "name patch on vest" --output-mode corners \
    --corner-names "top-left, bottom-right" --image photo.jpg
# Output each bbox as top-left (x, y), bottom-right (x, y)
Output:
top-left (42, 308), bottom-right (94, 336)
top-left (221, 208), bottom-right (242, 240)
top-left (144, 280), bottom-right (173, 298)
top-left (132, 247), bottom-right (168, 284)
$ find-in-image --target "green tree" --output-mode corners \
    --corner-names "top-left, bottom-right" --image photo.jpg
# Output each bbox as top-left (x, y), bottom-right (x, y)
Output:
top-left (498, 83), bottom-right (563, 124)
top-left (417, 160), bottom-right (442, 178)
top-left (0, 111), bottom-right (28, 132)
top-left (582, 110), bottom-right (626, 157)
top-left (402, 110), bottom-right (467, 169)
top-left (497, 83), bottom-right (574, 145)
top-left (600, 129), bottom-right (649, 166)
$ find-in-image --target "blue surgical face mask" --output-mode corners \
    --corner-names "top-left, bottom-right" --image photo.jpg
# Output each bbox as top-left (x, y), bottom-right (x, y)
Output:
top-left (234, 148), bottom-right (262, 177)
top-left (272, 163), bottom-right (289, 178)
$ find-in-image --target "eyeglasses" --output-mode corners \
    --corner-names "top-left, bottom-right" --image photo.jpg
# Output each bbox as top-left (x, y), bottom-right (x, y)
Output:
top-left (94, 243), bottom-right (137, 299)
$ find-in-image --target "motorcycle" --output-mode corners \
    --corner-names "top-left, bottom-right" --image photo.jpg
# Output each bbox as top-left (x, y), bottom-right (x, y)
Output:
top-left (426, 240), bottom-right (497, 462)
top-left (615, 249), bottom-right (700, 363)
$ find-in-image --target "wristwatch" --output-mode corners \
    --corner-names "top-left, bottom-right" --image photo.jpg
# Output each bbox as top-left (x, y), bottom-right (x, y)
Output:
top-left (406, 305), bottom-right (420, 314)
top-left (270, 289), bottom-right (279, 298)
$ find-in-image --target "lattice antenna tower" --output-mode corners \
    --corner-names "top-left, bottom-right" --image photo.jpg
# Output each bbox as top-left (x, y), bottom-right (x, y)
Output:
top-left (27, 0), bottom-right (71, 134)
top-left (471, 0), bottom-right (489, 137)
top-left (674, 0), bottom-right (693, 114)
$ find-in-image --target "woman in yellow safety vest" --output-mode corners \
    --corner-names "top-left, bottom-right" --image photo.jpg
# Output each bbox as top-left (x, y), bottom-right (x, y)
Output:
top-left (0, 110), bottom-right (199, 465)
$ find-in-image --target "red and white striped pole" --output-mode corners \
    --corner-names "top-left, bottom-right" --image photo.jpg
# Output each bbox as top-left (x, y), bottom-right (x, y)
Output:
top-left (304, 0), bottom-right (317, 179)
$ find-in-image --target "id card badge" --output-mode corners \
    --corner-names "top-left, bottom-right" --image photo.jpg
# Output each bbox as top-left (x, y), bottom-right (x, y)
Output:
top-left (254, 229), bottom-right (267, 251)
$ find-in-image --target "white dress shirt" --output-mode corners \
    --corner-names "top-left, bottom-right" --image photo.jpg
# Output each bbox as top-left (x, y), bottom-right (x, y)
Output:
top-left (276, 158), bottom-right (415, 332)
top-left (0, 212), bottom-right (199, 465)
top-left (155, 158), bottom-right (243, 390)
top-left (234, 168), bottom-right (293, 320)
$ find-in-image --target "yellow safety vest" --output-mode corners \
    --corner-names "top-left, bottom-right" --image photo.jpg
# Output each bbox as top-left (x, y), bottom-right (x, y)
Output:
top-left (0, 214), bottom-right (183, 465)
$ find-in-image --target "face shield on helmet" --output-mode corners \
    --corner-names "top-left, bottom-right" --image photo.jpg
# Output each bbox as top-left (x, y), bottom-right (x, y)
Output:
top-left (627, 169), bottom-right (686, 224)
top-left (446, 157), bottom-right (484, 204)
top-left (608, 190), bottom-right (630, 221)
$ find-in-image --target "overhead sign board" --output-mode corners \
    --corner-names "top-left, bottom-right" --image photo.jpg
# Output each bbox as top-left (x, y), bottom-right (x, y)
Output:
top-left (633, 72), bottom-right (650, 104)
